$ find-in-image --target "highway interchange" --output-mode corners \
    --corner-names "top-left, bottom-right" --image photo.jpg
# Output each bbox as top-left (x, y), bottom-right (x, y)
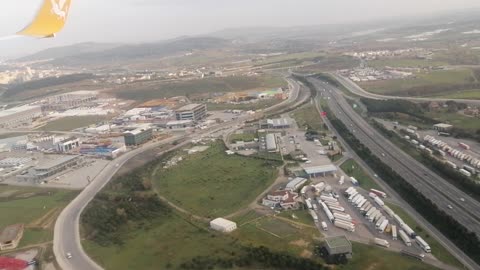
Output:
top-left (52, 78), bottom-right (305, 270)
top-left (310, 77), bottom-right (480, 269)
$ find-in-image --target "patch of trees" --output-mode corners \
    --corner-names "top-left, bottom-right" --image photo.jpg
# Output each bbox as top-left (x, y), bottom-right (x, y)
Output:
top-left (179, 246), bottom-right (327, 270)
top-left (82, 156), bottom-right (172, 246)
top-left (324, 105), bottom-right (480, 264)
top-left (4, 73), bottom-right (95, 98)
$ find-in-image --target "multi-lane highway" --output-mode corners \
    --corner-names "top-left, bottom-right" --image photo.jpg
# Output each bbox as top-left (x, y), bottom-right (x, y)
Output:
top-left (53, 77), bottom-right (306, 270)
top-left (330, 73), bottom-right (480, 106)
top-left (310, 77), bottom-right (480, 269)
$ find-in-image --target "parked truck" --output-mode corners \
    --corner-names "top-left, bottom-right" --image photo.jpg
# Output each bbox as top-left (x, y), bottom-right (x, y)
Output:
top-left (392, 225), bottom-right (397, 240)
top-left (374, 238), bottom-right (390, 248)
top-left (459, 142), bottom-right (470, 150)
top-left (328, 205), bottom-right (345, 212)
top-left (378, 219), bottom-right (389, 233)
top-left (415, 236), bottom-right (431, 253)
top-left (399, 229), bottom-right (412, 246)
top-left (320, 201), bottom-right (334, 223)
top-left (374, 196), bottom-right (385, 206)
top-left (459, 169), bottom-right (472, 177)
top-left (382, 205), bottom-right (395, 218)
top-left (321, 221), bottom-right (328, 231)
top-left (308, 210), bottom-right (318, 223)
top-left (366, 207), bottom-right (377, 217)
top-left (375, 216), bottom-right (386, 228)
top-left (334, 220), bottom-right (355, 232)
top-left (350, 176), bottom-right (359, 186)
top-left (370, 189), bottom-right (387, 198)
top-left (334, 212), bottom-right (352, 222)
top-left (401, 223), bottom-right (416, 238)
top-left (344, 187), bottom-right (354, 196)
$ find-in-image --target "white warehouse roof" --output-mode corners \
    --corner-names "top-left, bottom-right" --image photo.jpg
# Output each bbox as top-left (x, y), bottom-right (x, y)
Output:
top-left (303, 164), bottom-right (337, 175)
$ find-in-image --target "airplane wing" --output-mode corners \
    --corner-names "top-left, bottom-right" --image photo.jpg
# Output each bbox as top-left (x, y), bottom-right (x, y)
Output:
top-left (17, 0), bottom-right (72, 38)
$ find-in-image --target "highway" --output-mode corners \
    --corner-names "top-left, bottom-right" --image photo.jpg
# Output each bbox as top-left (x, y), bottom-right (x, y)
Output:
top-left (310, 77), bottom-right (480, 269)
top-left (53, 77), bottom-right (305, 270)
top-left (330, 73), bottom-right (480, 106)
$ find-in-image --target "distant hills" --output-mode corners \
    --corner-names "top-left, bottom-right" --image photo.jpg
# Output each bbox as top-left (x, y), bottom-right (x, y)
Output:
top-left (16, 37), bottom-right (232, 67)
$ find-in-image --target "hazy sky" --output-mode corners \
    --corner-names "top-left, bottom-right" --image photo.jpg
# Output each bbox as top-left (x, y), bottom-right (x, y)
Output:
top-left (2, 0), bottom-right (480, 59)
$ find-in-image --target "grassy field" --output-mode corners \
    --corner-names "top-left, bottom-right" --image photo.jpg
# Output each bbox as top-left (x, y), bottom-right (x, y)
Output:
top-left (358, 69), bottom-right (475, 95)
top-left (386, 203), bottom-right (463, 268)
top-left (39, 115), bottom-right (110, 131)
top-left (206, 99), bottom-right (282, 111)
top-left (429, 89), bottom-right (480, 99)
top-left (154, 142), bottom-right (281, 218)
top-left (230, 133), bottom-right (256, 143)
top-left (291, 104), bottom-right (325, 133)
top-left (113, 75), bottom-right (287, 102)
top-left (426, 110), bottom-right (480, 131)
top-left (341, 242), bottom-right (440, 270)
top-left (0, 185), bottom-right (77, 247)
top-left (340, 159), bottom-right (382, 191)
top-left (278, 210), bottom-right (315, 227)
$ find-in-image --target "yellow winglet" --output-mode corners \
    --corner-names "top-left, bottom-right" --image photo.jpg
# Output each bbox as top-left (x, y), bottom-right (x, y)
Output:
top-left (17, 0), bottom-right (72, 38)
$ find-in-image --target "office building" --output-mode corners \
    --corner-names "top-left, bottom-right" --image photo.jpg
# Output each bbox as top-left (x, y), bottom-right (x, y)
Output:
top-left (175, 104), bottom-right (207, 121)
top-left (124, 128), bottom-right (153, 146)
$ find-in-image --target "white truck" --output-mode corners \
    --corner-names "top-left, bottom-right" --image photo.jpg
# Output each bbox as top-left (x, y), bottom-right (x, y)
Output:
top-left (309, 210), bottom-right (318, 223)
top-left (399, 229), bottom-right (412, 246)
top-left (334, 220), bottom-right (355, 232)
top-left (374, 238), bottom-right (390, 248)
top-left (392, 225), bottom-right (397, 240)
top-left (378, 219), bottom-right (389, 233)
top-left (374, 196), bottom-right (385, 207)
top-left (415, 236), bottom-right (431, 253)
top-left (320, 201), bottom-right (334, 223)
top-left (382, 205), bottom-right (395, 218)
top-left (401, 223), bottom-right (416, 238)
top-left (321, 221), bottom-right (328, 231)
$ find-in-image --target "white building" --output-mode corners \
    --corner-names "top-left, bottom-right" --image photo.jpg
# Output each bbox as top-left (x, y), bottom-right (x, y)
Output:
top-left (210, 218), bottom-right (237, 233)
top-left (285, 177), bottom-right (307, 191)
top-left (56, 137), bottom-right (80, 152)
top-left (266, 133), bottom-right (277, 152)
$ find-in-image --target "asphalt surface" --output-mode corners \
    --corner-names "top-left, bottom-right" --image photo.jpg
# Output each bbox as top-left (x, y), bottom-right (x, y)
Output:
top-left (310, 77), bottom-right (480, 269)
top-left (331, 73), bottom-right (480, 106)
top-left (53, 77), bottom-right (304, 270)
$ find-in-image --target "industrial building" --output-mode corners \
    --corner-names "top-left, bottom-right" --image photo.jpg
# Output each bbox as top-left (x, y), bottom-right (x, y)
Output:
top-left (210, 218), bottom-right (237, 233)
top-left (56, 137), bottom-right (80, 153)
top-left (18, 155), bottom-right (81, 182)
top-left (285, 177), bottom-right (307, 191)
top-left (433, 123), bottom-right (453, 132)
top-left (124, 128), bottom-right (153, 146)
top-left (175, 104), bottom-right (207, 121)
top-left (262, 190), bottom-right (299, 209)
top-left (265, 133), bottom-right (278, 152)
top-left (0, 224), bottom-right (24, 251)
top-left (323, 236), bottom-right (352, 258)
top-left (166, 120), bottom-right (194, 129)
top-left (42, 91), bottom-right (98, 111)
top-left (303, 164), bottom-right (338, 178)
top-left (0, 105), bottom-right (42, 128)
top-left (259, 118), bottom-right (292, 129)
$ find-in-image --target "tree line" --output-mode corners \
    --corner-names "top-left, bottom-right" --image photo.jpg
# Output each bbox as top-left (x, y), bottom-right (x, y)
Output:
top-left (323, 104), bottom-right (480, 265)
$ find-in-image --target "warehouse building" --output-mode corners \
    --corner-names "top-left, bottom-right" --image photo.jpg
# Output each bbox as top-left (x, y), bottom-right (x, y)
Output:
top-left (259, 117), bottom-right (292, 129)
top-left (33, 155), bottom-right (81, 180)
top-left (323, 236), bottom-right (352, 258)
top-left (210, 218), bottom-right (237, 233)
top-left (285, 177), bottom-right (307, 191)
top-left (266, 133), bottom-right (278, 152)
top-left (303, 164), bottom-right (337, 178)
top-left (124, 128), bottom-right (153, 146)
top-left (433, 123), bottom-right (453, 132)
top-left (175, 104), bottom-right (207, 121)
top-left (0, 157), bottom-right (32, 168)
top-left (43, 91), bottom-right (98, 111)
top-left (0, 224), bottom-right (24, 251)
top-left (0, 105), bottom-right (42, 128)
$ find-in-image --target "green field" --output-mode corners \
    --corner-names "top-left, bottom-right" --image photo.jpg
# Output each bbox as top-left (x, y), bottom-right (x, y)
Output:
top-left (39, 115), bottom-right (111, 131)
top-left (206, 99), bottom-right (282, 111)
top-left (230, 133), bottom-right (256, 143)
top-left (291, 104), bottom-right (325, 133)
top-left (340, 242), bottom-right (439, 270)
top-left (358, 69), bottom-right (475, 95)
top-left (278, 210), bottom-right (315, 227)
top-left (114, 75), bottom-right (287, 102)
top-left (429, 89), bottom-right (480, 99)
top-left (154, 142), bottom-right (281, 217)
top-left (386, 203), bottom-right (463, 268)
top-left (0, 185), bottom-right (77, 247)
top-left (340, 159), bottom-right (382, 191)
top-left (426, 110), bottom-right (480, 131)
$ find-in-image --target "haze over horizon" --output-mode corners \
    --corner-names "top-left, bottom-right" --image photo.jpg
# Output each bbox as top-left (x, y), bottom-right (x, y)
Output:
top-left (2, 0), bottom-right (480, 59)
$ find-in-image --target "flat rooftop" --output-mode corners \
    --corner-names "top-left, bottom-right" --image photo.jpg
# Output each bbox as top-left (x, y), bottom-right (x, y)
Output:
top-left (36, 155), bottom-right (79, 170)
top-left (176, 104), bottom-right (204, 112)
top-left (303, 164), bottom-right (337, 174)
top-left (325, 235), bottom-right (351, 249)
top-left (0, 105), bottom-right (41, 118)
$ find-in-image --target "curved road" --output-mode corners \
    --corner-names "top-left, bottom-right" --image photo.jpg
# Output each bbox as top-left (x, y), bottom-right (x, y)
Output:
top-left (330, 73), bottom-right (480, 106)
top-left (53, 77), bottom-right (305, 270)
